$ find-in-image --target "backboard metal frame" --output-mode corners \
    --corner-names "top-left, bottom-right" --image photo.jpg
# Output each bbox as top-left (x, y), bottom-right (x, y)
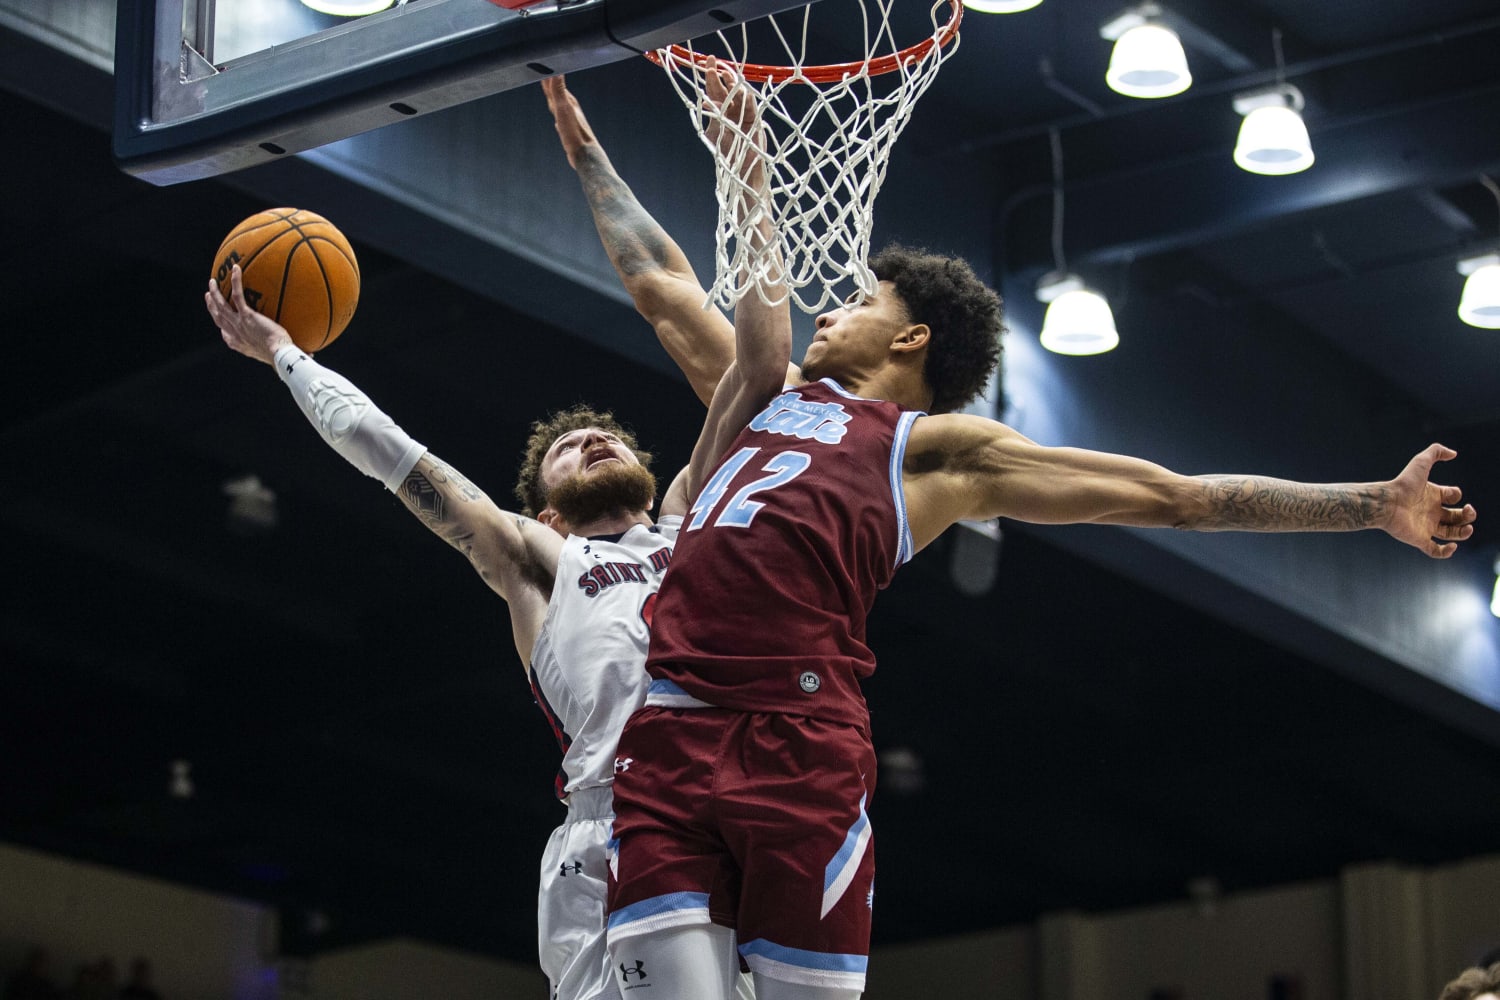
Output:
top-left (113, 0), bottom-right (810, 185)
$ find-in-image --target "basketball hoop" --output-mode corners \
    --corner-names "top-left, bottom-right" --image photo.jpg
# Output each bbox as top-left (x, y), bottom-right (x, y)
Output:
top-left (648, 0), bottom-right (962, 312)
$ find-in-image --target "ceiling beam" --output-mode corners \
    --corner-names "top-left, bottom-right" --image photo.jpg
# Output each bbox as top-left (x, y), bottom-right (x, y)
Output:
top-left (1001, 82), bottom-right (1500, 277)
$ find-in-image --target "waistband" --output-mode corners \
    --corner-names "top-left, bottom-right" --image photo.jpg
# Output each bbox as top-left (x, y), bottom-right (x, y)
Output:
top-left (562, 784), bottom-right (614, 820)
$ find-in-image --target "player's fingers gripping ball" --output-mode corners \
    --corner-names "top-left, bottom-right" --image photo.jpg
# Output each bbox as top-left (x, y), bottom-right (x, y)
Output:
top-left (211, 209), bottom-right (360, 352)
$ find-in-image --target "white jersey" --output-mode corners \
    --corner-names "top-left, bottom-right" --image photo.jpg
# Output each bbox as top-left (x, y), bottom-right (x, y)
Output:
top-left (529, 517), bottom-right (680, 800)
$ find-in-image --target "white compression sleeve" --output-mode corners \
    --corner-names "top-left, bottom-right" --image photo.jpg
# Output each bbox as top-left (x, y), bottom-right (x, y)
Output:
top-left (273, 345), bottom-right (427, 492)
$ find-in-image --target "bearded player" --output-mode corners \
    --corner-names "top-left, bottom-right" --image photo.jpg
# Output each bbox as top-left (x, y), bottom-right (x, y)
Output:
top-left (206, 228), bottom-right (773, 1000)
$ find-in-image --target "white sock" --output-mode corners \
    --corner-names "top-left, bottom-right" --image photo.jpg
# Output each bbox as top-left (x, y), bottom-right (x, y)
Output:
top-left (753, 976), bottom-right (862, 1000)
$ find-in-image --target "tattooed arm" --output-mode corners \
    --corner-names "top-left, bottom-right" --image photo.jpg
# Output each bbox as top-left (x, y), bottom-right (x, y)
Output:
top-left (544, 75), bottom-right (801, 404)
top-left (682, 63), bottom-right (793, 502)
top-left (208, 272), bottom-right (559, 667)
top-left (395, 456), bottom-right (560, 601)
top-left (392, 454), bottom-right (561, 664)
top-left (902, 413), bottom-right (1476, 559)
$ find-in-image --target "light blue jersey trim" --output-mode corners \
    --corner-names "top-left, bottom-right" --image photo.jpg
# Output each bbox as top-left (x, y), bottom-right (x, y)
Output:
top-left (606, 891), bottom-right (711, 931)
top-left (889, 410), bottom-right (921, 568)
top-left (813, 378), bottom-right (921, 568)
top-left (739, 938), bottom-right (869, 974)
top-left (645, 678), bottom-right (715, 709)
top-left (818, 377), bottom-right (863, 399)
top-left (821, 793), bottom-right (872, 918)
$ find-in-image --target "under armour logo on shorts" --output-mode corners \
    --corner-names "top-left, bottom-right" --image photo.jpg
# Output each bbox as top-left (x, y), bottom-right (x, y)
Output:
top-left (799, 671), bottom-right (822, 693)
top-left (620, 960), bottom-right (647, 980)
top-left (614, 756), bottom-right (634, 772)
top-left (559, 861), bottom-right (583, 877)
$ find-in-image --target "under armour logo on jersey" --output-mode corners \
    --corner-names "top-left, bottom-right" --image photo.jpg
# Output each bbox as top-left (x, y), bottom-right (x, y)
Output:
top-left (799, 671), bottom-right (822, 693)
top-left (619, 960), bottom-right (648, 981)
top-left (614, 756), bottom-right (634, 772)
top-left (559, 861), bottom-right (583, 877)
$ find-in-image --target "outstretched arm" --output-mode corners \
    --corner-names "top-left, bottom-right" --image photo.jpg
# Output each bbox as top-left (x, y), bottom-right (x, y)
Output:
top-left (544, 74), bottom-right (732, 405)
top-left (904, 413), bottom-right (1476, 559)
top-left (682, 63), bottom-right (792, 496)
top-left (206, 266), bottom-right (560, 666)
top-left (543, 74), bottom-right (801, 403)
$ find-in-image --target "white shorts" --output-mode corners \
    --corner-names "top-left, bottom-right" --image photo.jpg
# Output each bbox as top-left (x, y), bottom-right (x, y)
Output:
top-left (539, 786), bottom-right (621, 1000)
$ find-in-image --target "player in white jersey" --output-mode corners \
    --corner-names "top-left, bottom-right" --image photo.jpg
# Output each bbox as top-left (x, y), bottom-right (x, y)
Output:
top-left (530, 522), bottom-right (679, 806)
top-left (530, 517), bottom-right (680, 999)
top-left (203, 68), bottom-right (778, 1000)
top-left (208, 268), bottom-right (763, 998)
top-left (209, 257), bottom-right (693, 997)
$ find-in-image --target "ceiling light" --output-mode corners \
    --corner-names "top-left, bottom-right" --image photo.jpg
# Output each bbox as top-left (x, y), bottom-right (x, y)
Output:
top-left (1037, 273), bottom-right (1120, 355)
top-left (1457, 254), bottom-right (1500, 330)
top-left (299, 0), bottom-right (395, 15)
top-left (962, 0), bottom-right (1044, 12)
top-left (1101, 6), bottom-right (1191, 99)
top-left (1492, 557), bottom-right (1500, 619)
top-left (1233, 85), bottom-right (1314, 175)
top-left (1036, 132), bottom-right (1121, 355)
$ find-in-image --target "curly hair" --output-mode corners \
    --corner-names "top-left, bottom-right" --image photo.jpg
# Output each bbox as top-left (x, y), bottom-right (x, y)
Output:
top-left (1440, 964), bottom-right (1500, 1000)
top-left (513, 404), bottom-right (654, 517)
top-left (869, 244), bottom-right (1004, 414)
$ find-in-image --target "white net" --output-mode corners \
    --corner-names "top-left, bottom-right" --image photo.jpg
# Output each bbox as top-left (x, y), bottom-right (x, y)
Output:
top-left (652, 0), bottom-right (961, 313)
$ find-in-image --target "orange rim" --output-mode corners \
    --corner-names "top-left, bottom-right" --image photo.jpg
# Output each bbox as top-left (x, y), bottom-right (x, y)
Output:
top-left (645, 0), bottom-right (962, 84)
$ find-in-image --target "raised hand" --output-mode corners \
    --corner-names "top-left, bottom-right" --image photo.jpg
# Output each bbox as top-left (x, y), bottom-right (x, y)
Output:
top-left (541, 75), bottom-right (600, 172)
top-left (1383, 443), bottom-right (1476, 558)
top-left (205, 264), bottom-right (295, 365)
top-left (702, 60), bottom-right (754, 150)
top-left (701, 57), bottom-right (768, 191)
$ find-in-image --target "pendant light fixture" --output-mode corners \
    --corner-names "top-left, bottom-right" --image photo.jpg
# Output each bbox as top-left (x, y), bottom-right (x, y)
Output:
top-left (1100, 4), bottom-right (1191, 99)
top-left (1232, 30), bottom-right (1314, 175)
top-left (1457, 254), bottom-right (1500, 330)
top-left (1036, 129), bottom-right (1119, 355)
top-left (1233, 86), bottom-right (1313, 175)
top-left (1492, 556), bottom-right (1500, 619)
top-left (1457, 177), bottom-right (1500, 330)
top-left (1038, 276), bottom-right (1120, 355)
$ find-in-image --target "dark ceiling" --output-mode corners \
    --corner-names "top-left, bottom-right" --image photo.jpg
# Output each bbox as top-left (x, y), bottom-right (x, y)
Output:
top-left (3, 0), bottom-right (1500, 975)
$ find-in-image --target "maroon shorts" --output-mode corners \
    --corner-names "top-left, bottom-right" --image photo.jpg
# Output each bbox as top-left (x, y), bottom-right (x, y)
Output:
top-left (606, 706), bottom-right (877, 990)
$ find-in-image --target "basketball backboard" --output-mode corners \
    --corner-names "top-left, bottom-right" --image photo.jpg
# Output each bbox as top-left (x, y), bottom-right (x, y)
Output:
top-left (113, 0), bottom-right (811, 185)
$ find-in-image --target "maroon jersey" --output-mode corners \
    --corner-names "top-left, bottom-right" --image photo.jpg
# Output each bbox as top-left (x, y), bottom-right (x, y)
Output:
top-left (644, 378), bottom-right (921, 726)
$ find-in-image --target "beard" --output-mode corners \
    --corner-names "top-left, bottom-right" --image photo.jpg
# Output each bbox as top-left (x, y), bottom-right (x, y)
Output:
top-left (547, 461), bottom-right (658, 528)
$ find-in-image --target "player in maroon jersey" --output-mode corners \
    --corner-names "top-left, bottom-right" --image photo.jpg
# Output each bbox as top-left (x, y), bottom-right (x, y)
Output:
top-left (544, 76), bottom-right (1476, 1000)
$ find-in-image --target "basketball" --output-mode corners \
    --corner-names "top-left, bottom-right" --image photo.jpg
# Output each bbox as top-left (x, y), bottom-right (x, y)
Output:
top-left (211, 208), bottom-right (360, 352)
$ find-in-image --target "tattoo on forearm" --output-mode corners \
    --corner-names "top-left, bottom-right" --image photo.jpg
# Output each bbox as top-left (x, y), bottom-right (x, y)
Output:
top-left (398, 470), bottom-right (446, 522)
top-left (1196, 476), bottom-right (1388, 531)
top-left (577, 149), bottom-right (674, 277)
top-left (398, 459), bottom-right (482, 550)
top-left (396, 461), bottom-right (555, 593)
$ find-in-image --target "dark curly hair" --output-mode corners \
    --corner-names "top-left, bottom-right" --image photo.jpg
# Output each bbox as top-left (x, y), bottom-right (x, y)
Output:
top-left (869, 244), bottom-right (1004, 414)
top-left (513, 404), bottom-right (654, 517)
top-left (1440, 964), bottom-right (1500, 1000)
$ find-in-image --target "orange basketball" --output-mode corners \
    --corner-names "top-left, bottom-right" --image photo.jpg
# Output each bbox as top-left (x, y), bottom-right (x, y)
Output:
top-left (212, 208), bottom-right (360, 352)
